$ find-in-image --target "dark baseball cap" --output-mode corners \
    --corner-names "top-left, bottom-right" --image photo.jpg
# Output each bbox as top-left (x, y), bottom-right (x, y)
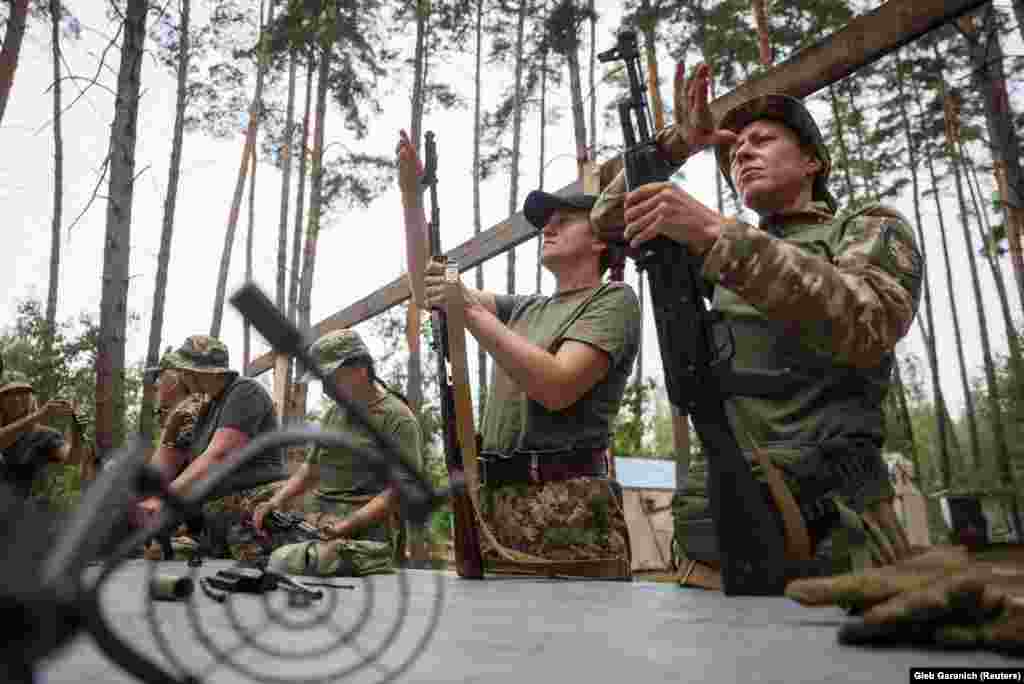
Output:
top-left (523, 190), bottom-right (598, 230)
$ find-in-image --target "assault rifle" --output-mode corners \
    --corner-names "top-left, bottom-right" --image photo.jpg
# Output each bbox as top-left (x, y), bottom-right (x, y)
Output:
top-left (265, 509), bottom-right (325, 540)
top-left (598, 30), bottom-right (790, 596)
top-left (422, 131), bottom-right (484, 579)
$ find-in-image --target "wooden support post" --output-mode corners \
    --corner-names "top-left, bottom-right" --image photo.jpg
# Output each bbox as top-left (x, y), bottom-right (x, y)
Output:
top-left (272, 353), bottom-right (289, 421)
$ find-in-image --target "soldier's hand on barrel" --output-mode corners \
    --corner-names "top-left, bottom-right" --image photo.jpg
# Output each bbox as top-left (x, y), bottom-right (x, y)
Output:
top-left (623, 181), bottom-right (724, 253)
top-left (396, 129), bottom-right (424, 200)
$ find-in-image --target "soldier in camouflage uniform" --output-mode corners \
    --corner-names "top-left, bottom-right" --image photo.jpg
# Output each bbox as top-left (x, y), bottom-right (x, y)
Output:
top-left (252, 329), bottom-right (421, 577)
top-left (400, 130), bottom-right (641, 579)
top-left (591, 63), bottom-right (923, 589)
top-left (138, 336), bottom-right (287, 559)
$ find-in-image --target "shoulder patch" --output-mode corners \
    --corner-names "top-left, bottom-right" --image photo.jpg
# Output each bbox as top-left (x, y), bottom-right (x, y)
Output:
top-left (882, 222), bottom-right (923, 279)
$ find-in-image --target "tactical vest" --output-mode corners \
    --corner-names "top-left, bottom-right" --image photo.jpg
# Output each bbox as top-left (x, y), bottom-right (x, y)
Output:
top-left (678, 206), bottom-right (903, 565)
top-left (711, 204), bottom-right (901, 447)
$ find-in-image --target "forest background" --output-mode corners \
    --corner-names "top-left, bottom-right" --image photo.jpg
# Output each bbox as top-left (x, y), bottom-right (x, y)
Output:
top-left (0, 0), bottom-right (1022, 542)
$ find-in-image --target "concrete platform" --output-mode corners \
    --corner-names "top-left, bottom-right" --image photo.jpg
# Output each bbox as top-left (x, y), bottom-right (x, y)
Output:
top-left (42, 560), bottom-right (1021, 684)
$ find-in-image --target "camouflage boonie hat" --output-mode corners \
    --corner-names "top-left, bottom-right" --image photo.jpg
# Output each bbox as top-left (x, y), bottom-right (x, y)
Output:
top-left (714, 94), bottom-right (837, 213)
top-left (144, 347), bottom-right (179, 381)
top-left (299, 329), bottom-right (372, 383)
top-left (164, 335), bottom-right (233, 374)
top-left (0, 370), bottom-right (33, 397)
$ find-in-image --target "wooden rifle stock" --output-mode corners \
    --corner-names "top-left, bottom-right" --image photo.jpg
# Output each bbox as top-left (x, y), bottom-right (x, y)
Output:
top-left (422, 132), bottom-right (484, 579)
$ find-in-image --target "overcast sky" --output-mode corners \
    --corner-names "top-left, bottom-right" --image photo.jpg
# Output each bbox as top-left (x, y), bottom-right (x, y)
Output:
top-left (1, 1), bottom-right (1020, 427)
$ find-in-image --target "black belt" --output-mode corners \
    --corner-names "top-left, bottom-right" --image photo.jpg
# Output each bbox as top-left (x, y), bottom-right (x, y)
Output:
top-left (479, 448), bottom-right (608, 487)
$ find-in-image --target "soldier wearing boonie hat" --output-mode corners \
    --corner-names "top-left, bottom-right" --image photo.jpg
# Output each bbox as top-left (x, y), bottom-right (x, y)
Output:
top-left (140, 335), bottom-right (287, 557)
top-left (590, 63), bottom-right (925, 590)
top-left (251, 328), bottom-right (424, 576)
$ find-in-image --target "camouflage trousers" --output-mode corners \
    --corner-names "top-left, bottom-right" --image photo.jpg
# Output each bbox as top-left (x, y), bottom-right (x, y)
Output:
top-left (477, 477), bottom-right (630, 564)
top-left (673, 448), bottom-right (909, 576)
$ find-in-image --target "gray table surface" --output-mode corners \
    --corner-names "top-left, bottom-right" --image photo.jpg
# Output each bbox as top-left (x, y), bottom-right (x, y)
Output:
top-left (41, 560), bottom-right (1021, 684)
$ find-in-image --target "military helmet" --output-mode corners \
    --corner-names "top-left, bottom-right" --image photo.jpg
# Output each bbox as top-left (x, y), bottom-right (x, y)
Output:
top-left (163, 335), bottom-right (233, 374)
top-left (713, 93), bottom-right (837, 213)
top-left (299, 329), bottom-right (372, 383)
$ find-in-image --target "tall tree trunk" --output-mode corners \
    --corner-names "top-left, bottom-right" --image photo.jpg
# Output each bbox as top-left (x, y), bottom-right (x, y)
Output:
top-left (289, 55), bottom-right (314, 325)
top-left (244, 136), bottom-right (256, 370)
top-left (473, 0), bottom-right (487, 424)
top-left (46, 0), bottom-right (63, 335)
top-left (0, 0), bottom-right (29, 127)
top-left (915, 77), bottom-right (979, 488)
top-left (891, 358), bottom-right (922, 485)
top-left (959, 9), bottom-right (1024, 319)
top-left (508, 0), bottom-right (528, 294)
top-left (288, 53), bottom-right (314, 420)
top-left (97, 0), bottom-right (148, 459)
top-left (536, 45), bottom-right (547, 295)
top-left (638, 7), bottom-right (664, 131)
top-left (407, 0), bottom-right (432, 415)
top-left (567, 47), bottom-right (587, 180)
top-left (940, 47), bottom-right (1022, 537)
top-left (960, 135), bottom-right (1024, 400)
top-left (587, 0), bottom-right (596, 156)
top-left (895, 50), bottom-right (951, 489)
top-left (275, 49), bottom-right (297, 421)
top-left (297, 49), bottom-right (329, 362)
top-left (140, 0), bottom-right (191, 440)
top-left (410, 0), bottom-right (427, 150)
top-left (210, 5), bottom-right (269, 337)
top-left (846, 86), bottom-right (878, 202)
top-left (277, 50), bottom-right (297, 311)
top-left (827, 84), bottom-right (856, 203)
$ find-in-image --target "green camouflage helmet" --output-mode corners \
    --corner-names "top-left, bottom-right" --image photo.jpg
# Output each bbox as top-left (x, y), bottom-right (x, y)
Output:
top-left (714, 93), bottom-right (837, 213)
top-left (299, 329), bottom-right (371, 383)
top-left (0, 370), bottom-right (33, 397)
top-left (163, 335), bottom-right (233, 374)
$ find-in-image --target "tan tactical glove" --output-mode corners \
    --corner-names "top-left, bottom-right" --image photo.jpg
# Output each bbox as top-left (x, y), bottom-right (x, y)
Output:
top-left (786, 545), bottom-right (1024, 654)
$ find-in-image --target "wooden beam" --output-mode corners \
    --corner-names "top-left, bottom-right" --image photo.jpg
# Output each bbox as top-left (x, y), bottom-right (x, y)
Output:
top-left (246, 0), bottom-right (986, 378)
top-left (245, 180), bottom-right (581, 376)
top-left (706, 0), bottom-right (988, 125)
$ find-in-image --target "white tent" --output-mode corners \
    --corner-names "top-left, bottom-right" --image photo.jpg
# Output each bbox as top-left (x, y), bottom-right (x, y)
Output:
top-left (615, 457), bottom-right (676, 572)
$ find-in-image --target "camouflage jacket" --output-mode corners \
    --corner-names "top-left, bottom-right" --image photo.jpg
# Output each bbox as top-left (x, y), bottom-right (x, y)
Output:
top-left (594, 196), bottom-right (923, 451)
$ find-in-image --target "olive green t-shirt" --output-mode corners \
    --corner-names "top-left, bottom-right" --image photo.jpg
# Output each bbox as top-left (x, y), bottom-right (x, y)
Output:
top-left (305, 389), bottom-right (423, 502)
top-left (481, 282), bottom-right (641, 455)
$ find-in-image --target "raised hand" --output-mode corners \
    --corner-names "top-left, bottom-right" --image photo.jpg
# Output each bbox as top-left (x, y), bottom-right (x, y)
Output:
top-left (396, 129), bottom-right (424, 201)
top-left (656, 62), bottom-right (738, 165)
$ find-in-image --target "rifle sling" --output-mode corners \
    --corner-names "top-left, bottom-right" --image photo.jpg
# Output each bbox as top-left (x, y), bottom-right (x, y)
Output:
top-left (443, 272), bottom-right (628, 579)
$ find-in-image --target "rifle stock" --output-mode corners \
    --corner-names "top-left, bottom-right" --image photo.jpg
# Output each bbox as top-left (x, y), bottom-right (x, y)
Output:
top-left (600, 30), bottom-right (790, 595)
top-left (423, 132), bottom-right (484, 579)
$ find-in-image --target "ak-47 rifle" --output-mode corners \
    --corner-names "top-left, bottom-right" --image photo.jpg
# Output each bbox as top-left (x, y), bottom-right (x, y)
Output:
top-left (598, 30), bottom-right (792, 596)
top-left (422, 131), bottom-right (484, 579)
